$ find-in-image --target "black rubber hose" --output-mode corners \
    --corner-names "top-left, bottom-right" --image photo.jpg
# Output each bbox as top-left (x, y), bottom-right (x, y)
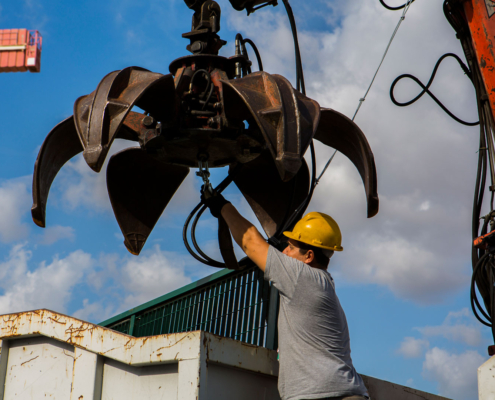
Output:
top-left (379, 0), bottom-right (415, 11)
top-left (183, 165), bottom-right (242, 267)
top-left (269, 0), bottom-right (318, 243)
top-left (472, 255), bottom-right (490, 322)
top-left (390, 53), bottom-right (479, 126)
top-left (202, 83), bottom-right (215, 111)
top-left (183, 202), bottom-right (214, 266)
top-left (294, 141), bottom-right (317, 224)
top-left (281, 0), bottom-right (305, 94)
top-left (273, 141), bottom-right (317, 240)
top-left (471, 252), bottom-right (493, 326)
top-left (472, 66), bottom-right (488, 284)
top-left (190, 69), bottom-right (211, 94)
top-left (243, 38), bottom-right (263, 71)
top-left (241, 41), bottom-right (252, 75)
top-left (191, 205), bottom-right (223, 265)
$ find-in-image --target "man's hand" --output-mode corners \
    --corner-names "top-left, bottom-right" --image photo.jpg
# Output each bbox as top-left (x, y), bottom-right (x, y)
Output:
top-left (201, 187), bottom-right (269, 271)
top-left (201, 187), bottom-right (231, 218)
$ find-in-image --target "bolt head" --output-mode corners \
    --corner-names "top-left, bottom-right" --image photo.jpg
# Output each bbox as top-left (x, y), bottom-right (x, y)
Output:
top-left (142, 116), bottom-right (155, 128)
top-left (191, 42), bottom-right (204, 53)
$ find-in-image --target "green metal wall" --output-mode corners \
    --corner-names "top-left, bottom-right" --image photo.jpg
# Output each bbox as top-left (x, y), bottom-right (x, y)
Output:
top-left (99, 266), bottom-right (279, 350)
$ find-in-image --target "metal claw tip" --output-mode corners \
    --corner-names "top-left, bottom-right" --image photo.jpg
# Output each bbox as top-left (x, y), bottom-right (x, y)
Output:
top-left (83, 146), bottom-right (104, 172)
top-left (124, 234), bottom-right (146, 256)
top-left (31, 207), bottom-right (45, 228)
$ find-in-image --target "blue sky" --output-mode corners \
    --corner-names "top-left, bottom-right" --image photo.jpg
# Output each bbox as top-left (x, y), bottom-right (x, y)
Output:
top-left (0, 1), bottom-right (489, 399)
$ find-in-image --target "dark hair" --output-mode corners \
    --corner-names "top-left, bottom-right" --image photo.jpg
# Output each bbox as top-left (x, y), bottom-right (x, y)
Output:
top-left (296, 241), bottom-right (333, 268)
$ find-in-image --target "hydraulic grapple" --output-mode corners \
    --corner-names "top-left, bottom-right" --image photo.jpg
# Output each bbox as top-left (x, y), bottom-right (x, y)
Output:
top-left (31, 0), bottom-right (379, 268)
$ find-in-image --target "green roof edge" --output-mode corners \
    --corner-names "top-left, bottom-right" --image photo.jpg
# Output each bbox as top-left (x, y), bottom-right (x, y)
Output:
top-left (98, 268), bottom-right (235, 327)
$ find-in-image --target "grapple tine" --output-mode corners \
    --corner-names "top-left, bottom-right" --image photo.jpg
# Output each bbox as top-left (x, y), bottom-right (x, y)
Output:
top-left (107, 148), bottom-right (189, 255)
top-left (233, 150), bottom-right (310, 238)
top-left (222, 72), bottom-right (320, 182)
top-left (74, 67), bottom-right (176, 173)
top-left (31, 116), bottom-right (83, 228)
top-left (314, 108), bottom-right (379, 218)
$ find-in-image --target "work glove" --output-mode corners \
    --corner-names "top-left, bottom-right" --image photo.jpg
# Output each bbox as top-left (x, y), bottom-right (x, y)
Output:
top-left (201, 187), bottom-right (230, 218)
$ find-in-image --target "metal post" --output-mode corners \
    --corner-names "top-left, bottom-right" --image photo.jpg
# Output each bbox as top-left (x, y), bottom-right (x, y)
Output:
top-left (265, 284), bottom-right (279, 350)
top-left (0, 340), bottom-right (9, 400)
top-left (128, 315), bottom-right (136, 336)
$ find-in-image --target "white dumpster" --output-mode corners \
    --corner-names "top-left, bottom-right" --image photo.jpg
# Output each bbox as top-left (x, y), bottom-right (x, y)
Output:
top-left (0, 309), bottom-right (279, 400)
top-left (0, 309), bottom-right (450, 400)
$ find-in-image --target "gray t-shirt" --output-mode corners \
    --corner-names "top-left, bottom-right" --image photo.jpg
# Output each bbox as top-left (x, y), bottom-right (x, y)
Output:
top-left (264, 246), bottom-right (368, 400)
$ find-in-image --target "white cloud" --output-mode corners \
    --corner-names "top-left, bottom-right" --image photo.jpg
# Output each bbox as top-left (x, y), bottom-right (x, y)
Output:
top-left (423, 347), bottom-right (485, 400)
top-left (57, 140), bottom-right (138, 213)
top-left (36, 225), bottom-right (75, 245)
top-left (118, 245), bottom-right (191, 309)
top-left (0, 245), bottom-right (94, 314)
top-left (69, 245), bottom-right (214, 323)
top-left (397, 337), bottom-right (429, 359)
top-left (419, 201), bottom-right (430, 211)
top-left (0, 178), bottom-right (31, 243)
top-left (333, 233), bottom-right (467, 303)
top-left (416, 308), bottom-right (482, 346)
top-left (73, 299), bottom-right (115, 323)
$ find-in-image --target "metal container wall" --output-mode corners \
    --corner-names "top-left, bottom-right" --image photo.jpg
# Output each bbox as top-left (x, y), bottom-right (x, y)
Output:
top-left (0, 310), bottom-right (280, 400)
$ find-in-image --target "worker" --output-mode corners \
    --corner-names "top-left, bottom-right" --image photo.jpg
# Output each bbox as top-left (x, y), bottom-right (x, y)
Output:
top-left (202, 189), bottom-right (369, 400)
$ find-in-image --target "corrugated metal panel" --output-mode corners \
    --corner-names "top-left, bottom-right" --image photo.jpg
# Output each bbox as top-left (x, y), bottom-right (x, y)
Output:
top-left (103, 266), bottom-right (278, 349)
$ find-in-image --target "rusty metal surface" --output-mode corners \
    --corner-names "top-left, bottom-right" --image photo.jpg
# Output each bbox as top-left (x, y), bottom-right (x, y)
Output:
top-left (0, 309), bottom-right (278, 376)
top-left (107, 148), bottom-right (189, 255)
top-left (233, 150), bottom-right (310, 238)
top-left (314, 108), bottom-right (379, 218)
top-left (3, 337), bottom-right (75, 399)
top-left (31, 116), bottom-right (83, 228)
top-left (462, 0), bottom-right (495, 124)
top-left (74, 67), bottom-right (175, 172)
top-left (222, 71), bottom-right (320, 182)
top-left (0, 310), bottom-right (200, 366)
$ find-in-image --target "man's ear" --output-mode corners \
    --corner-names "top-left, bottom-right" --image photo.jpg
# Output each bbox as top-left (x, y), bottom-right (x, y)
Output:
top-left (304, 250), bottom-right (315, 264)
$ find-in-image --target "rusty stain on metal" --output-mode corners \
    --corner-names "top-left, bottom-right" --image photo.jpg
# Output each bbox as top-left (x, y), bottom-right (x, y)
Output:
top-left (20, 356), bottom-right (39, 366)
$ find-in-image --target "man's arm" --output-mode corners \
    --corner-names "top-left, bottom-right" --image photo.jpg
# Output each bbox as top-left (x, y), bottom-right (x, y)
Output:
top-left (221, 203), bottom-right (269, 271)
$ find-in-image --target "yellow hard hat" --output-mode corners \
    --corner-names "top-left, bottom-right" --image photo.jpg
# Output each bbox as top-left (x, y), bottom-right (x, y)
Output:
top-left (283, 212), bottom-right (343, 252)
